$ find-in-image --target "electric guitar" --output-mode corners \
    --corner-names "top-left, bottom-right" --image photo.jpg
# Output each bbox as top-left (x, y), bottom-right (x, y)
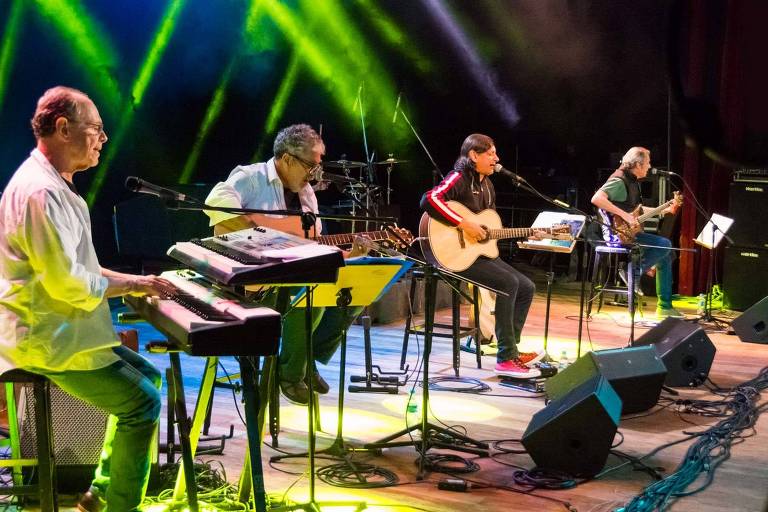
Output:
top-left (419, 201), bottom-right (571, 272)
top-left (608, 191), bottom-right (683, 244)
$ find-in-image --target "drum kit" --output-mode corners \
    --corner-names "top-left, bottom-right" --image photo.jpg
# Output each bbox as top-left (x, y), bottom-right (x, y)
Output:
top-left (319, 154), bottom-right (408, 230)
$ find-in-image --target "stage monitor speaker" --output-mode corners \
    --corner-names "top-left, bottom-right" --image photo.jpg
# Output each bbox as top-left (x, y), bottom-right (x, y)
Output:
top-left (723, 246), bottom-right (768, 311)
top-left (634, 318), bottom-right (716, 387)
top-left (522, 375), bottom-right (621, 477)
top-left (19, 382), bottom-right (108, 492)
top-left (732, 296), bottom-right (768, 344)
top-left (545, 346), bottom-right (667, 414)
top-left (728, 181), bottom-right (768, 249)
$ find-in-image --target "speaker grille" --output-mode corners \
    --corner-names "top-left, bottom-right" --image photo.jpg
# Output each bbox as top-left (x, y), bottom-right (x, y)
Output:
top-left (19, 383), bottom-right (108, 465)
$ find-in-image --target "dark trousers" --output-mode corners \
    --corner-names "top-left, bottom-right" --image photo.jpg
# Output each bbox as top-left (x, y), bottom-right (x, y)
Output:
top-left (457, 257), bottom-right (535, 363)
top-left (279, 305), bottom-right (364, 382)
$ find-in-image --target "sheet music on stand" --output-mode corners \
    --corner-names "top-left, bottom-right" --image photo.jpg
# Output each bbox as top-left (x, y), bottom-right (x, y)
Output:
top-left (517, 211), bottom-right (585, 253)
top-left (694, 213), bottom-right (734, 249)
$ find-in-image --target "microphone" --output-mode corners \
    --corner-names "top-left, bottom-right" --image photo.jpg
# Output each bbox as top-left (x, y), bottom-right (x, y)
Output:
top-left (650, 168), bottom-right (677, 177)
top-left (392, 92), bottom-right (402, 124)
top-left (125, 176), bottom-right (187, 201)
top-left (493, 164), bottom-right (525, 183)
top-left (315, 169), bottom-right (358, 184)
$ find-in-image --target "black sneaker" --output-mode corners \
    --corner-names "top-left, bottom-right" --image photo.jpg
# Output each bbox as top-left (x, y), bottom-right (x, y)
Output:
top-left (77, 489), bottom-right (105, 512)
top-left (280, 380), bottom-right (310, 405)
top-left (306, 371), bottom-right (330, 394)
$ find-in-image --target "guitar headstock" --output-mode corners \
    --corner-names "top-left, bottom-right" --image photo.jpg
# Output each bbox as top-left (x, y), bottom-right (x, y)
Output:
top-left (384, 227), bottom-right (414, 250)
top-left (669, 191), bottom-right (684, 214)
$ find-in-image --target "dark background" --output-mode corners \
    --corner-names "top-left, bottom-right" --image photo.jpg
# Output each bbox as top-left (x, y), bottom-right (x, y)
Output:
top-left (4, 0), bottom-right (753, 294)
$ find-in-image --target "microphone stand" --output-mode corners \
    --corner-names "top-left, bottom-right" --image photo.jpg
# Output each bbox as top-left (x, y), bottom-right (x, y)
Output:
top-left (394, 103), bottom-right (444, 186)
top-left (666, 172), bottom-right (732, 325)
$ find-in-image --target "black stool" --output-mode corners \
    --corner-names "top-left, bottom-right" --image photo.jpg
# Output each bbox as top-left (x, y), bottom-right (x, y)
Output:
top-left (587, 244), bottom-right (642, 318)
top-left (400, 269), bottom-right (482, 375)
top-left (0, 369), bottom-right (58, 511)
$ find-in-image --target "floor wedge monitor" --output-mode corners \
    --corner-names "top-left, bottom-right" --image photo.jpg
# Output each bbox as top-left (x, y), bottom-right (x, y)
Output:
top-left (522, 374), bottom-right (621, 477)
top-left (545, 346), bottom-right (667, 414)
top-left (732, 296), bottom-right (768, 344)
top-left (634, 318), bottom-right (716, 387)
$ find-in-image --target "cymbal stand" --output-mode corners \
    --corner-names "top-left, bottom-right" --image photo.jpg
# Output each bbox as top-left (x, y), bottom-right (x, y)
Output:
top-left (393, 100), bottom-right (444, 185)
top-left (384, 155), bottom-right (394, 205)
top-left (364, 264), bottom-right (488, 480)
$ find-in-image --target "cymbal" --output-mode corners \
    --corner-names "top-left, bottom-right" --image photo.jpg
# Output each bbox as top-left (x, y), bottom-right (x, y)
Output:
top-left (323, 159), bottom-right (367, 168)
top-left (375, 158), bottom-right (409, 165)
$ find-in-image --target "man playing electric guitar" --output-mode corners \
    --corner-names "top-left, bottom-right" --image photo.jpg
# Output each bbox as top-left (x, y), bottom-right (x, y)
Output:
top-left (421, 133), bottom-right (544, 379)
top-left (591, 146), bottom-right (683, 318)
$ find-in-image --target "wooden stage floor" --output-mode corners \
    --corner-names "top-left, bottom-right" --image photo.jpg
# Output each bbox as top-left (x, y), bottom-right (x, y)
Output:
top-left (31, 280), bottom-right (768, 511)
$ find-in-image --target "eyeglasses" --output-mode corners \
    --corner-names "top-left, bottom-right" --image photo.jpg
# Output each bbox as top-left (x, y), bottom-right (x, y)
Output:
top-left (69, 118), bottom-right (106, 136)
top-left (289, 153), bottom-right (322, 179)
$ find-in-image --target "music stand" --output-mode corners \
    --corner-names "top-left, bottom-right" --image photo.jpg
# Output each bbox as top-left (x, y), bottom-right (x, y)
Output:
top-left (364, 263), bottom-right (489, 480)
top-left (694, 213), bottom-right (734, 322)
top-left (518, 211), bottom-right (585, 359)
top-left (270, 258), bottom-right (412, 471)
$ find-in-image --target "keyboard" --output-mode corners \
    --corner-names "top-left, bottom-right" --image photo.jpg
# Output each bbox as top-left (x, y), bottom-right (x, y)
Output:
top-left (124, 269), bottom-right (281, 357)
top-left (167, 226), bottom-right (344, 286)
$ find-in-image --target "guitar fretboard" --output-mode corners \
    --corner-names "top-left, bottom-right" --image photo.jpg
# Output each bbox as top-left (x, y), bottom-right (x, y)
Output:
top-left (488, 227), bottom-right (552, 240)
top-left (315, 230), bottom-right (390, 246)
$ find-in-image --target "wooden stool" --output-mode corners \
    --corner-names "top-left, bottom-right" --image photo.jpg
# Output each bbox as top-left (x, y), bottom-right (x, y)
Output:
top-left (0, 369), bottom-right (58, 511)
top-left (400, 269), bottom-right (482, 375)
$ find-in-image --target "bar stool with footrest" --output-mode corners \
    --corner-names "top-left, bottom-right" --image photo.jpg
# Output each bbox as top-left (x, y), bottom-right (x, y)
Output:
top-left (400, 268), bottom-right (483, 375)
top-left (0, 369), bottom-right (58, 511)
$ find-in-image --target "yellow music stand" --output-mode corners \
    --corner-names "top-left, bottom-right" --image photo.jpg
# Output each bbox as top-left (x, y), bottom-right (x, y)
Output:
top-left (243, 257), bottom-right (412, 511)
top-left (290, 256), bottom-right (412, 308)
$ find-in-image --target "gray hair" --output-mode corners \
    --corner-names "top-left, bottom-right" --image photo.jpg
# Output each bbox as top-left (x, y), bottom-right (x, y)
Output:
top-left (273, 124), bottom-right (324, 159)
top-left (30, 86), bottom-right (89, 139)
top-left (619, 146), bottom-right (650, 171)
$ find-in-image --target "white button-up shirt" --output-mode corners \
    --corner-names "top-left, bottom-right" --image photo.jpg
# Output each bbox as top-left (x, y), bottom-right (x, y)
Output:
top-left (0, 149), bottom-right (120, 373)
top-left (204, 157), bottom-right (321, 234)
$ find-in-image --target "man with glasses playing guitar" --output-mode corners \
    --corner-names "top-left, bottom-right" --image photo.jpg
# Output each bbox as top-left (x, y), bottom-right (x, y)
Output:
top-left (591, 146), bottom-right (683, 319)
top-left (204, 124), bottom-right (374, 404)
top-left (420, 133), bottom-right (546, 379)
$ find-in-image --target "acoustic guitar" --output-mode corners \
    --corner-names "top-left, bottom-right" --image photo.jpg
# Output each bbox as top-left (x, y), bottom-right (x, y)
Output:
top-left (419, 201), bottom-right (571, 272)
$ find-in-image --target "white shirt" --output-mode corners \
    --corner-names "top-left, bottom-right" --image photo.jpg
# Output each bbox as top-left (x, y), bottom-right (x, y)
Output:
top-left (204, 158), bottom-right (322, 234)
top-left (0, 149), bottom-right (120, 373)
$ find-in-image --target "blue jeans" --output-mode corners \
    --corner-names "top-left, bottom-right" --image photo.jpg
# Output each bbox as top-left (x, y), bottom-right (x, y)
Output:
top-left (634, 232), bottom-right (674, 309)
top-left (41, 346), bottom-right (162, 511)
top-left (458, 257), bottom-right (535, 363)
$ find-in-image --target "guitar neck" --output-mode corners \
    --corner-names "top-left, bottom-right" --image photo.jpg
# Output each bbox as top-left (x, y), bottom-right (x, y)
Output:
top-left (487, 227), bottom-right (548, 240)
top-left (636, 198), bottom-right (675, 223)
top-left (314, 230), bottom-right (390, 246)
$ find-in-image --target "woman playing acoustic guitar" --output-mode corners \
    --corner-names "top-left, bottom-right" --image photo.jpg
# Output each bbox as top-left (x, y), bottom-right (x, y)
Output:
top-left (420, 133), bottom-right (544, 379)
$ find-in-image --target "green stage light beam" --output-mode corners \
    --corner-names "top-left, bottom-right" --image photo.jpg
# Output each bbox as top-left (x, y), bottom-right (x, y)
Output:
top-left (261, 0), bottom-right (359, 122)
top-left (354, 0), bottom-right (434, 75)
top-left (86, 0), bottom-right (188, 206)
top-left (178, 61), bottom-right (234, 184)
top-left (179, 0), bottom-right (274, 183)
top-left (31, 0), bottom-right (121, 113)
top-left (131, 0), bottom-right (185, 106)
top-left (0, 0), bottom-right (25, 114)
top-left (300, 0), bottom-right (398, 120)
top-left (252, 50), bottom-right (302, 162)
